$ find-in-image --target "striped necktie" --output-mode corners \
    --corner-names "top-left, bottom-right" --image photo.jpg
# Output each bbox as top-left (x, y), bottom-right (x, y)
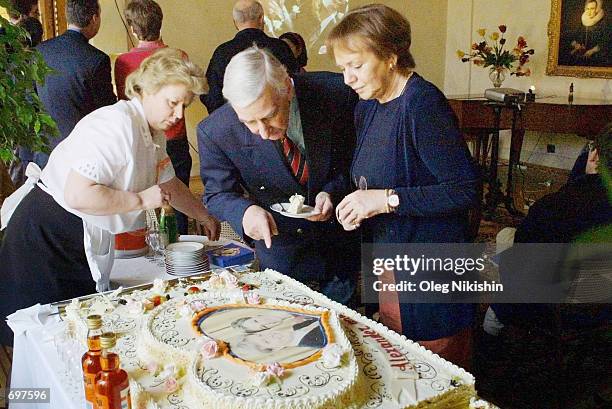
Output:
top-left (281, 137), bottom-right (309, 185)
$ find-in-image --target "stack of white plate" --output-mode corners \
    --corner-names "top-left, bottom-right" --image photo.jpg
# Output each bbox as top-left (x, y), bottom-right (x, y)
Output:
top-left (164, 242), bottom-right (210, 276)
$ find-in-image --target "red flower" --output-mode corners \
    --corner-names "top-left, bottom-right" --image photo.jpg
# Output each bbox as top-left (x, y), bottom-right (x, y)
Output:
top-left (517, 36), bottom-right (527, 49)
top-left (498, 25), bottom-right (507, 33)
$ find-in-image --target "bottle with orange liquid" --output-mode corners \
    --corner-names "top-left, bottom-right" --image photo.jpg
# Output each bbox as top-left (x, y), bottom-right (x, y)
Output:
top-left (94, 332), bottom-right (131, 409)
top-left (82, 315), bottom-right (103, 409)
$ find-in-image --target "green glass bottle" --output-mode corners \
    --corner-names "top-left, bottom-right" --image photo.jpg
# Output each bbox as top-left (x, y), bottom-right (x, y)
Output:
top-left (159, 205), bottom-right (178, 244)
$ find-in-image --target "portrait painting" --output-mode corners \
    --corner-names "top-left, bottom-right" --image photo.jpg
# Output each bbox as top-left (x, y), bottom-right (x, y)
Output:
top-left (194, 305), bottom-right (330, 367)
top-left (547, 0), bottom-right (611, 78)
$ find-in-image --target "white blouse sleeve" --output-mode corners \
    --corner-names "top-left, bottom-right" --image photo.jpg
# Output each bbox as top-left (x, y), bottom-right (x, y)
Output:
top-left (70, 113), bottom-right (130, 186)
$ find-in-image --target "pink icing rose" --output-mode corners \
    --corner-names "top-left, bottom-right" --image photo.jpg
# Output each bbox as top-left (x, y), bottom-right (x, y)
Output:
top-left (265, 362), bottom-right (285, 377)
top-left (164, 377), bottom-right (179, 393)
top-left (190, 301), bottom-right (206, 312)
top-left (246, 292), bottom-right (261, 305)
top-left (200, 339), bottom-right (219, 359)
top-left (145, 361), bottom-right (159, 375)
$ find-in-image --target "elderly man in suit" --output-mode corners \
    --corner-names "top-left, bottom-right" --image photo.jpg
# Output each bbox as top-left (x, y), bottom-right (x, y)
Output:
top-left (201, 0), bottom-right (298, 114)
top-left (29, 0), bottom-right (116, 168)
top-left (198, 46), bottom-right (358, 304)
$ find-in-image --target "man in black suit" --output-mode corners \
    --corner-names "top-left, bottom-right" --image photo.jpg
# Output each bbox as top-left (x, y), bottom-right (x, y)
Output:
top-left (201, 0), bottom-right (298, 114)
top-left (30, 0), bottom-right (116, 168)
top-left (198, 47), bottom-right (359, 304)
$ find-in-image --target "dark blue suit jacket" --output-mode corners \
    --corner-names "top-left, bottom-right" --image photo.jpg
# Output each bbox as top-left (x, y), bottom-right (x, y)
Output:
top-left (201, 28), bottom-right (298, 114)
top-left (198, 72), bottom-right (359, 282)
top-left (33, 29), bottom-right (116, 167)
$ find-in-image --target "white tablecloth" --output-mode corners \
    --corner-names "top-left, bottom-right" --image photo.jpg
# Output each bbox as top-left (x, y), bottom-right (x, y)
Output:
top-left (8, 251), bottom-right (243, 409)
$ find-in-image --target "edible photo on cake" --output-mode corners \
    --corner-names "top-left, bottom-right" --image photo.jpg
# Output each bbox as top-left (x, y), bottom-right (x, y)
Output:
top-left (194, 306), bottom-right (330, 365)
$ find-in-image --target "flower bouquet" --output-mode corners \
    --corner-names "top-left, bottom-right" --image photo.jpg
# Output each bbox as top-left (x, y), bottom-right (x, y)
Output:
top-left (457, 25), bottom-right (534, 87)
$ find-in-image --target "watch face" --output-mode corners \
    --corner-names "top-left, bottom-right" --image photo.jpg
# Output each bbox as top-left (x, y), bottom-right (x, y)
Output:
top-left (388, 194), bottom-right (400, 207)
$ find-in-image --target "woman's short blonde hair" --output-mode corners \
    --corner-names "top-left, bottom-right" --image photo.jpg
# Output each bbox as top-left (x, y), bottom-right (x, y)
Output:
top-left (327, 4), bottom-right (415, 75)
top-left (125, 48), bottom-right (207, 98)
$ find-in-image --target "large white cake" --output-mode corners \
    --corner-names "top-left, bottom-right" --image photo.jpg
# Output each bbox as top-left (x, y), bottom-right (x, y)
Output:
top-left (64, 268), bottom-right (477, 409)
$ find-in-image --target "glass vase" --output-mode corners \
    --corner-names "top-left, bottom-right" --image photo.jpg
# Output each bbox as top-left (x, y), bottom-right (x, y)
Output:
top-left (488, 67), bottom-right (507, 88)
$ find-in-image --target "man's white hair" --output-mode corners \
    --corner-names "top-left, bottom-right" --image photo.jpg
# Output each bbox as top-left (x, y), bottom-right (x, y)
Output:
top-left (223, 46), bottom-right (289, 109)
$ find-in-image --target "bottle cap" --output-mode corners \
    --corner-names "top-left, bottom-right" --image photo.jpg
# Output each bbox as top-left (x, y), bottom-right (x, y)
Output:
top-left (86, 314), bottom-right (103, 329)
top-left (161, 204), bottom-right (175, 214)
top-left (100, 332), bottom-right (116, 349)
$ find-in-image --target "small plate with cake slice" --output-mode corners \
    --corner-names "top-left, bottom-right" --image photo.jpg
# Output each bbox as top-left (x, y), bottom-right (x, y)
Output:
top-left (270, 194), bottom-right (320, 218)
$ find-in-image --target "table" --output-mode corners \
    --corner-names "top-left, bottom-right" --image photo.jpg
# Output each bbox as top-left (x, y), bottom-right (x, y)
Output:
top-left (9, 237), bottom-right (251, 409)
top-left (448, 95), bottom-right (612, 216)
top-left (8, 262), bottom-right (491, 409)
top-left (8, 255), bottom-right (201, 408)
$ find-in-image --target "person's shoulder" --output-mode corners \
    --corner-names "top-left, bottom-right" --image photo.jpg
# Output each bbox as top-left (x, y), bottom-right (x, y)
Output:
top-left (198, 104), bottom-right (240, 137)
top-left (295, 72), bottom-right (356, 110)
top-left (403, 73), bottom-right (448, 110)
top-left (71, 101), bottom-right (132, 140)
top-left (86, 100), bottom-right (132, 124)
top-left (295, 71), bottom-right (350, 95)
top-left (405, 73), bottom-right (444, 99)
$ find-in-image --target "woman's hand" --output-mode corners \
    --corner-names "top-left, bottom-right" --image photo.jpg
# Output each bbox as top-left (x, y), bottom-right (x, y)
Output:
top-left (137, 185), bottom-right (170, 210)
top-left (197, 214), bottom-right (221, 241)
top-left (336, 189), bottom-right (387, 230)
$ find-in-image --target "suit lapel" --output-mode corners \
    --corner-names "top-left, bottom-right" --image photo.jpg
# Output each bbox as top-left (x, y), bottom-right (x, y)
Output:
top-left (241, 129), bottom-right (302, 198)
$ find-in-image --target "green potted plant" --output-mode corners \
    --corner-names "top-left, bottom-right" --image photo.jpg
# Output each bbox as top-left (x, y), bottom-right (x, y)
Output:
top-left (0, 0), bottom-right (57, 201)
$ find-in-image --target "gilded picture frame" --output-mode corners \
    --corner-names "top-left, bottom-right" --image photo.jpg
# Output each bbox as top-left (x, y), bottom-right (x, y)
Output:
top-left (546, 0), bottom-right (611, 79)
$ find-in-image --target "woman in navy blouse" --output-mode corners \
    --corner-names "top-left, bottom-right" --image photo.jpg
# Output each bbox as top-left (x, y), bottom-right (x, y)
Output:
top-left (329, 5), bottom-right (480, 368)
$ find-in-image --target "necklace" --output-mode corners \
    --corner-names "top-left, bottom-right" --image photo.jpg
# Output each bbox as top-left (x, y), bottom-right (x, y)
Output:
top-left (381, 71), bottom-right (414, 103)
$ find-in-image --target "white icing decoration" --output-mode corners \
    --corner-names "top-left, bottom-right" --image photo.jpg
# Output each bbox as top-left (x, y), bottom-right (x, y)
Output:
top-left (322, 343), bottom-right (344, 368)
top-left (64, 269), bottom-right (477, 409)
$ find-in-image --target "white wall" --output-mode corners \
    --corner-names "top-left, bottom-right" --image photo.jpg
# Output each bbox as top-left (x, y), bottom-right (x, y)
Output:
top-left (444, 0), bottom-right (610, 169)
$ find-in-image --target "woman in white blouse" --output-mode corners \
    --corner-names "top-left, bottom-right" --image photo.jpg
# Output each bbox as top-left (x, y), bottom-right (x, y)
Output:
top-left (0, 49), bottom-right (220, 345)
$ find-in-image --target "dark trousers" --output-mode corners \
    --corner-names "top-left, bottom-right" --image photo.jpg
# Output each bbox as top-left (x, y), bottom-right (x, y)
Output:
top-left (166, 137), bottom-right (192, 235)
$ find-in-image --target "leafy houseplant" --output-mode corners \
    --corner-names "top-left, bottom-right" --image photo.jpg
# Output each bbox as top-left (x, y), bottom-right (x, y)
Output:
top-left (0, 0), bottom-right (57, 199)
top-left (457, 25), bottom-right (534, 87)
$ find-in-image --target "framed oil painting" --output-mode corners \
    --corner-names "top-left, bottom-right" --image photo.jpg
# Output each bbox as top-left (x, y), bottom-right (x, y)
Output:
top-left (547, 0), bottom-right (611, 78)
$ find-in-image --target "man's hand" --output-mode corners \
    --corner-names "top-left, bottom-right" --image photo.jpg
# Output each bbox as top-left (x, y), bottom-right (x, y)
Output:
top-left (242, 205), bottom-right (278, 248)
top-left (307, 191), bottom-right (333, 222)
top-left (196, 214), bottom-right (221, 241)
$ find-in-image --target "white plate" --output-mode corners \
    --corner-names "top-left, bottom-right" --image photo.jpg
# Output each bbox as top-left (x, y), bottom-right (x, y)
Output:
top-left (270, 203), bottom-right (320, 219)
top-left (166, 242), bottom-right (204, 253)
top-left (178, 235), bottom-right (230, 247)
